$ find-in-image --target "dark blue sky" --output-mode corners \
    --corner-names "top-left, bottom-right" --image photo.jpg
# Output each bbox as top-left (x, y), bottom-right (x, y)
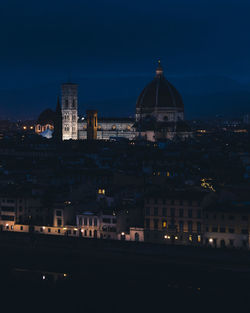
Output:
top-left (1, 0), bottom-right (250, 119)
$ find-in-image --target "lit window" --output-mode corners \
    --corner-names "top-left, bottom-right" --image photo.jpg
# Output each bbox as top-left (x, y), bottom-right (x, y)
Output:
top-left (98, 189), bottom-right (105, 195)
top-left (162, 220), bottom-right (167, 228)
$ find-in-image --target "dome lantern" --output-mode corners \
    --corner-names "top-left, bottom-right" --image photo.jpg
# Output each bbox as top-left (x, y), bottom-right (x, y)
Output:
top-left (155, 60), bottom-right (164, 77)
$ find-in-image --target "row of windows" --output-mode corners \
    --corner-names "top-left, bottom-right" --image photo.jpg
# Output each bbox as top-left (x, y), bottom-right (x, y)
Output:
top-left (81, 229), bottom-right (98, 237)
top-left (39, 227), bottom-right (78, 235)
top-left (145, 199), bottom-right (200, 206)
top-left (78, 217), bottom-right (98, 227)
top-left (102, 217), bottom-right (117, 224)
top-left (64, 114), bottom-right (77, 121)
top-left (145, 207), bottom-right (202, 218)
top-left (145, 219), bottom-right (201, 232)
top-left (1, 207), bottom-right (15, 212)
top-left (0, 199), bottom-right (15, 204)
top-left (0, 215), bottom-right (14, 221)
top-left (207, 214), bottom-right (249, 221)
top-left (64, 99), bottom-right (77, 108)
top-left (64, 126), bottom-right (76, 132)
top-left (1, 199), bottom-right (24, 203)
top-left (83, 125), bottom-right (131, 131)
top-left (208, 226), bottom-right (248, 234)
top-left (206, 238), bottom-right (248, 248)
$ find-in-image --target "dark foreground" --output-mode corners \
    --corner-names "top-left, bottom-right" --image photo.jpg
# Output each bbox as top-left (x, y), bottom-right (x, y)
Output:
top-left (1, 232), bottom-right (250, 312)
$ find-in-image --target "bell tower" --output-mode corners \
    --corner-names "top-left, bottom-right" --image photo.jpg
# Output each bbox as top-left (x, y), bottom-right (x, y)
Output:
top-left (87, 110), bottom-right (98, 140)
top-left (61, 83), bottom-right (78, 140)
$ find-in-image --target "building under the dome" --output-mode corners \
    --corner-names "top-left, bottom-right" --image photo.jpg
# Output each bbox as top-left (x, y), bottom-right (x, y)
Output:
top-left (35, 108), bottom-right (55, 135)
top-left (135, 60), bottom-right (191, 141)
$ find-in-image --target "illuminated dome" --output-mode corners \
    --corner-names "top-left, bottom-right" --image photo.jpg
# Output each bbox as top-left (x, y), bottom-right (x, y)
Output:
top-left (136, 69), bottom-right (184, 110)
top-left (136, 61), bottom-right (184, 122)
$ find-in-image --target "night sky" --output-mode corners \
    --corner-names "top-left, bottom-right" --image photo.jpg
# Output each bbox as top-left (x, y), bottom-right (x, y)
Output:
top-left (0, 0), bottom-right (250, 120)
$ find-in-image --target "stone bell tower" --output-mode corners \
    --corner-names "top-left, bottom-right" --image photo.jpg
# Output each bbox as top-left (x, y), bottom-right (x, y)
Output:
top-left (61, 83), bottom-right (78, 140)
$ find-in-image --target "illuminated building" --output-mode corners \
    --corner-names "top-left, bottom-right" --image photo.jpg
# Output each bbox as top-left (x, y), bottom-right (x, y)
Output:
top-left (204, 201), bottom-right (250, 249)
top-left (135, 61), bottom-right (192, 141)
top-left (60, 61), bottom-right (191, 142)
top-left (76, 212), bottom-right (99, 238)
top-left (35, 108), bottom-right (55, 137)
top-left (59, 83), bottom-right (136, 141)
top-left (144, 191), bottom-right (205, 245)
top-left (77, 117), bottom-right (136, 140)
top-left (61, 83), bottom-right (78, 140)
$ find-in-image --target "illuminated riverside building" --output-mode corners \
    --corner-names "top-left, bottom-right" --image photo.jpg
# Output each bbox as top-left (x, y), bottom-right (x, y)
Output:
top-left (144, 191), bottom-right (205, 245)
top-left (204, 201), bottom-right (250, 249)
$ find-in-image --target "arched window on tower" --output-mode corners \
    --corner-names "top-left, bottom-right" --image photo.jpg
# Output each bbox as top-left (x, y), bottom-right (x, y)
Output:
top-left (65, 99), bottom-right (68, 108)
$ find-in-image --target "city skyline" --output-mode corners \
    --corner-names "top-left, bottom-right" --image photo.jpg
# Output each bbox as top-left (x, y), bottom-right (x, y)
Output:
top-left (1, 0), bottom-right (250, 119)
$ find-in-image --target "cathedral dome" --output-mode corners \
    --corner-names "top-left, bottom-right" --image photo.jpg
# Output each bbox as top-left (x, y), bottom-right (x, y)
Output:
top-left (136, 61), bottom-right (184, 112)
top-left (37, 109), bottom-right (56, 125)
